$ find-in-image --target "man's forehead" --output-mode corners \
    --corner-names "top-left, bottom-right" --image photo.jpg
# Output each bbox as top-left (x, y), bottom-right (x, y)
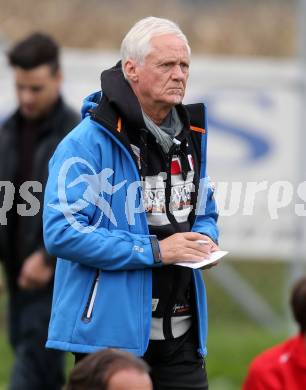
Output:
top-left (14, 64), bottom-right (56, 80)
top-left (146, 34), bottom-right (189, 60)
top-left (150, 34), bottom-right (188, 49)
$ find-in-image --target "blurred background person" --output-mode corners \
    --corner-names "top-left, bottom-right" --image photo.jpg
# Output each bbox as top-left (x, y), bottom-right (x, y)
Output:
top-left (243, 277), bottom-right (306, 390)
top-left (67, 348), bottom-right (152, 390)
top-left (0, 32), bottom-right (79, 389)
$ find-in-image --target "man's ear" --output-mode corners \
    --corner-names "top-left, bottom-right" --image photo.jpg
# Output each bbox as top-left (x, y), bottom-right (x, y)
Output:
top-left (124, 59), bottom-right (139, 83)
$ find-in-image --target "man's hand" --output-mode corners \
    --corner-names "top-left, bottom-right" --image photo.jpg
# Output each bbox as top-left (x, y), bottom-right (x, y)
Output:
top-left (159, 232), bottom-right (219, 265)
top-left (18, 250), bottom-right (53, 290)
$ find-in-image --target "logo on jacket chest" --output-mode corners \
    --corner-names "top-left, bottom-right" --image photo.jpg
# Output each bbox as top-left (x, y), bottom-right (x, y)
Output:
top-left (142, 155), bottom-right (195, 226)
top-left (49, 157), bottom-right (127, 233)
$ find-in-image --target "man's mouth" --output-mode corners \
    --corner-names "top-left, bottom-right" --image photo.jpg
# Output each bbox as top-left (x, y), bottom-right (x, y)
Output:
top-left (168, 88), bottom-right (184, 94)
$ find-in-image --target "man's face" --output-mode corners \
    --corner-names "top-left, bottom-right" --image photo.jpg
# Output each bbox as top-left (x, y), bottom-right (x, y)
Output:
top-left (131, 34), bottom-right (190, 110)
top-left (14, 64), bottom-right (62, 120)
top-left (107, 369), bottom-right (152, 390)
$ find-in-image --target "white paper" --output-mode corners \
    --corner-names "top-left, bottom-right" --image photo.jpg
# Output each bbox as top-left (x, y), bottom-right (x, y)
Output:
top-left (175, 251), bottom-right (229, 269)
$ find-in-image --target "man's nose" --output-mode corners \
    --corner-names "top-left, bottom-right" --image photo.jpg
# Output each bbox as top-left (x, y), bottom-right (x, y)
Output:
top-left (171, 64), bottom-right (185, 80)
top-left (19, 89), bottom-right (35, 105)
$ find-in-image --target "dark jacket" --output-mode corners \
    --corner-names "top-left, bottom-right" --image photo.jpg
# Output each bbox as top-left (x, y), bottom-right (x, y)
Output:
top-left (43, 90), bottom-right (217, 356)
top-left (0, 98), bottom-right (79, 288)
top-left (99, 63), bottom-right (213, 339)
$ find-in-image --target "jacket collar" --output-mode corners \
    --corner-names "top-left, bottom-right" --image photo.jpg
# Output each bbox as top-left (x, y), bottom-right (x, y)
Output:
top-left (4, 97), bottom-right (66, 139)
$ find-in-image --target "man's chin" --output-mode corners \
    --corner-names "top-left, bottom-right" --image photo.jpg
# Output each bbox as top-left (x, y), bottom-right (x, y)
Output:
top-left (168, 96), bottom-right (184, 105)
top-left (21, 109), bottom-right (41, 120)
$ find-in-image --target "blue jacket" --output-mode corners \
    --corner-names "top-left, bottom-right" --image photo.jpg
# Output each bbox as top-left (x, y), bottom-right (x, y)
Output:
top-left (43, 91), bottom-right (218, 356)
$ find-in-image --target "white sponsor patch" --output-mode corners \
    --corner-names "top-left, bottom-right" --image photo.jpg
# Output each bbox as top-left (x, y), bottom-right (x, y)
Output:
top-left (142, 159), bottom-right (195, 226)
top-left (133, 245), bottom-right (144, 253)
top-left (152, 298), bottom-right (159, 312)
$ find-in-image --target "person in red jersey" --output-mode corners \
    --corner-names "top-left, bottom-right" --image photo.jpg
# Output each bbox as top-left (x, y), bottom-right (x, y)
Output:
top-left (243, 277), bottom-right (306, 390)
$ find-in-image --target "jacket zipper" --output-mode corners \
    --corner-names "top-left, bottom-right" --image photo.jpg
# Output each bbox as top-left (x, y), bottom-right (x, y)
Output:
top-left (82, 270), bottom-right (100, 322)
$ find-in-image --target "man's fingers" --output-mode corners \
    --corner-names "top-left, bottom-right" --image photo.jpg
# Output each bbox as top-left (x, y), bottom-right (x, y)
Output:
top-left (211, 244), bottom-right (220, 252)
top-left (159, 233), bottom-right (216, 265)
top-left (18, 275), bottom-right (32, 289)
top-left (181, 247), bottom-right (208, 258)
top-left (18, 267), bottom-right (51, 290)
top-left (18, 275), bottom-right (44, 290)
top-left (180, 254), bottom-right (206, 263)
top-left (182, 232), bottom-right (209, 241)
top-left (184, 240), bottom-right (210, 254)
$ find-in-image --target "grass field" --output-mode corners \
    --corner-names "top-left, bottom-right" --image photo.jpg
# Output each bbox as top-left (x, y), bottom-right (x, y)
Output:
top-left (0, 260), bottom-right (291, 389)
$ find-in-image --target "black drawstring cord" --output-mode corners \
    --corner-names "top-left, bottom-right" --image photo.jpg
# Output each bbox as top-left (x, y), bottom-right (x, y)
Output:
top-left (139, 128), bottom-right (149, 178)
top-left (180, 142), bottom-right (190, 182)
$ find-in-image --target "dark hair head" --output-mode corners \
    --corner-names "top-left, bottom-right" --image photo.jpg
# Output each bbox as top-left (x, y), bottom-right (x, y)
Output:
top-left (7, 32), bottom-right (60, 74)
top-left (291, 277), bottom-right (306, 333)
top-left (67, 349), bottom-right (151, 390)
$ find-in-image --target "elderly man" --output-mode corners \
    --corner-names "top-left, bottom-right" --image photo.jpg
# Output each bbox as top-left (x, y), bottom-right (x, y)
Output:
top-left (43, 17), bottom-right (219, 389)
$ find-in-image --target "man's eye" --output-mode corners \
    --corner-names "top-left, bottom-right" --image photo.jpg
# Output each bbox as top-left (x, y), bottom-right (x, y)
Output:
top-left (31, 86), bottom-right (43, 93)
top-left (180, 63), bottom-right (189, 72)
top-left (162, 63), bottom-right (172, 68)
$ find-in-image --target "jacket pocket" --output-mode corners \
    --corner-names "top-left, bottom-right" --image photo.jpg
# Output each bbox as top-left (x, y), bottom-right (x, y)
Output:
top-left (82, 270), bottom-right (100, 322)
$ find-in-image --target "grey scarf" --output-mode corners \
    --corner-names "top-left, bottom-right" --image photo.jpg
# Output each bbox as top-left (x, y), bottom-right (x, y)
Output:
top-left (142, 107), bottom-right (183, 153)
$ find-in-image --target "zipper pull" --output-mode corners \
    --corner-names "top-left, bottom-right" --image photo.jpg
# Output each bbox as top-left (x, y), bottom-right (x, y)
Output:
top-left (82, 270), bottom-right (100, 322)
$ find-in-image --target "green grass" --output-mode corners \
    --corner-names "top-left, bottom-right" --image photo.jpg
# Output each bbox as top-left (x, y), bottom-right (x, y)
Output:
top-left (0, 261), bottom-right (293, 389)
top-left (204, 260), bottom-right (290, 389)
top-left (207, 324), bottom-right (286, 390)
top-left (0, 330), bottom-right (13, 390)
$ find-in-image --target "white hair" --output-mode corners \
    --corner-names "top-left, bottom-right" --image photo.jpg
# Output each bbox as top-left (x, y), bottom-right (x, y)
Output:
top-left (120, 16), bottom-right (191, 78)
